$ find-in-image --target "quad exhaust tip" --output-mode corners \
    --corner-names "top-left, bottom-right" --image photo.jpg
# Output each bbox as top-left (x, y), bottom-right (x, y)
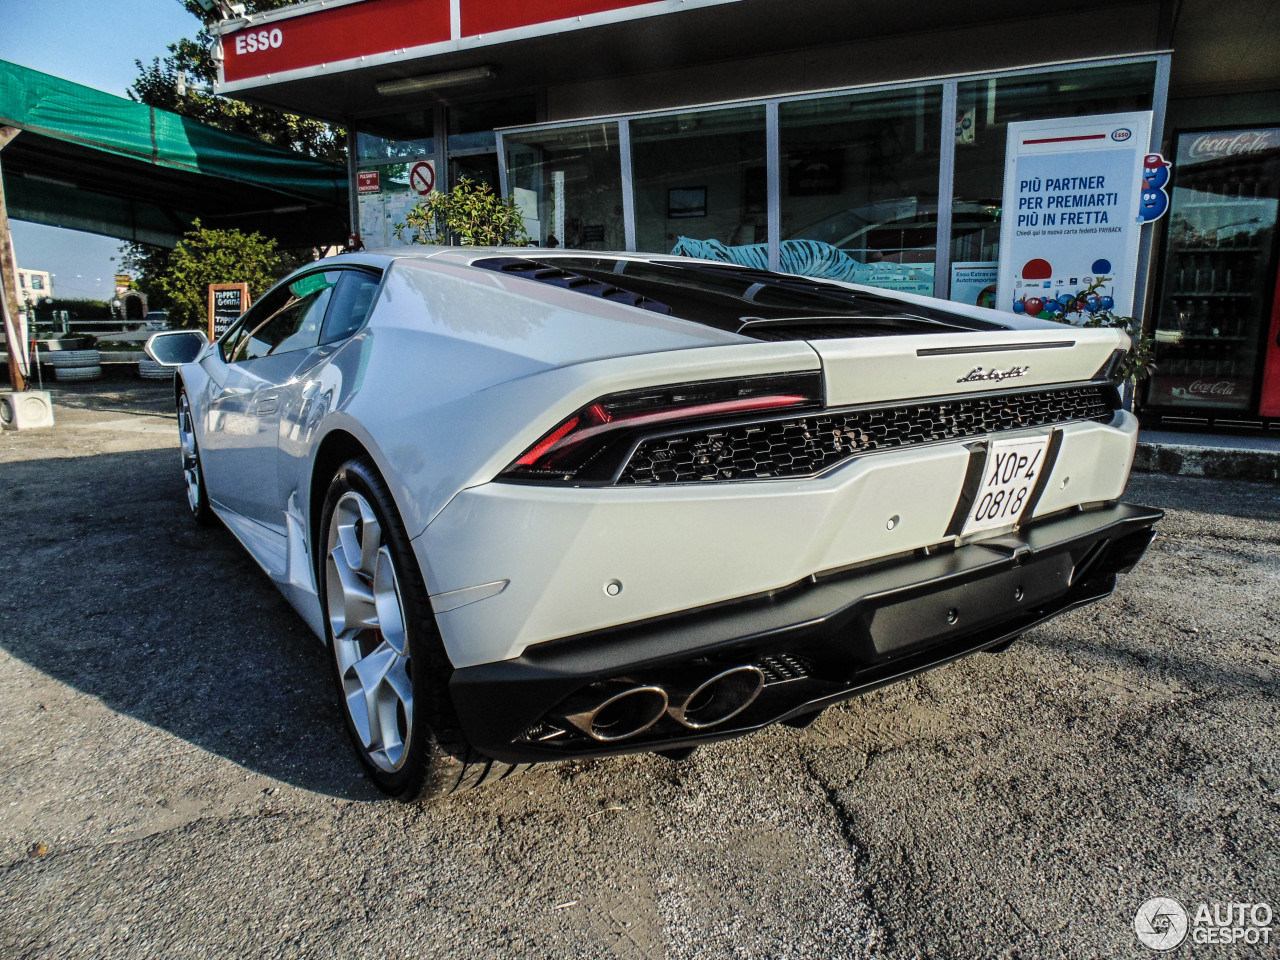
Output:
top-left (556, 681), bottom-right (669, 742)
top-left (667, 665), bottom-right (765, 730)
top-left (552, 664), bottom-right (766, 743)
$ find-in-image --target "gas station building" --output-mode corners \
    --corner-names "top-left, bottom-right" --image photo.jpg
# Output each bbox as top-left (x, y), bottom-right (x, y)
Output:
top-left (213, 0), bottom-right (1280, 422)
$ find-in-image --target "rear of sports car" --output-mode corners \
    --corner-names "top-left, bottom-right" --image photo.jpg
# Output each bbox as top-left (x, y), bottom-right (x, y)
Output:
top-left (401, 253), bottom-right (1161, 765)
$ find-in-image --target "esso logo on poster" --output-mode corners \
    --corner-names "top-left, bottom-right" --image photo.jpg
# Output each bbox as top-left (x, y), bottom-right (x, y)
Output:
top-left (1111, 128), bottom-right (1132, 142)
top-left (234, 28), bottom-right (283, 56)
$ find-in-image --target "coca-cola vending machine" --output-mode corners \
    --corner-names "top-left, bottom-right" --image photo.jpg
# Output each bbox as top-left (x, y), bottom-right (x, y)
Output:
top-left (1145, 127), bottom-right (1280, 420)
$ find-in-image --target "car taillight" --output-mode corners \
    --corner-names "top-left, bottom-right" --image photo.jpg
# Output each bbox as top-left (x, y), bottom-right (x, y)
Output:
top-left (500, 372), bottom-right (823, 483)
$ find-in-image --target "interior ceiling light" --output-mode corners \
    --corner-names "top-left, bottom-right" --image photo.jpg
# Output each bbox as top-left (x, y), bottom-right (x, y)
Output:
top-left (375, 66), bottom-right (497, 97)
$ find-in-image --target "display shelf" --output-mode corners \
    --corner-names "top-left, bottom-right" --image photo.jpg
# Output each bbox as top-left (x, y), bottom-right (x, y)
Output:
top-left (1167, 291), bottom-right (1255, 298)
top-left (1154, 334), bottom-right (1254, 343)
top-left (1171, 247), bottom-right (1262, 253)
top-left (1175, 199), bottom-right (1273, 208)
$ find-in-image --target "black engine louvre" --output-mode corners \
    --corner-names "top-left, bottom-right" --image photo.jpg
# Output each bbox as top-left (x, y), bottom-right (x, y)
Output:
top-left (617, 384), bottom-right (1115, 484)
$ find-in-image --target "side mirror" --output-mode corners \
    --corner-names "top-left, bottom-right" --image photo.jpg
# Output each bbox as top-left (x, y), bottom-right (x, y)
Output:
top-left (145, 330), bottom-right (208, 366)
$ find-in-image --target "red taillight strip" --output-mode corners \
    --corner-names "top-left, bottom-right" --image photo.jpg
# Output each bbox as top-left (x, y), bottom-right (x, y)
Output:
top-left (520, 394), bottom-right (809, 470)
top-left (611, 394), bottom-right (808, 430)
top-left (515, 415), bottom-right (580, 466)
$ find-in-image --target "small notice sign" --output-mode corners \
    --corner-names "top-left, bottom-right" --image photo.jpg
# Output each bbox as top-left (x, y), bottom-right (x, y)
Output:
top-left (207, 283), bottom-right (251, 342)
top-left (357, 170), bottom-right (381, 194)
top-left (408, 160), bottom-right (435, 196)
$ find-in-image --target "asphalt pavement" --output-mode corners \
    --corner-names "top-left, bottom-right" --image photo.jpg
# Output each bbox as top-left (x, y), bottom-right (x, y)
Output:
top-left (1, 383), bottom-right (1277, 959)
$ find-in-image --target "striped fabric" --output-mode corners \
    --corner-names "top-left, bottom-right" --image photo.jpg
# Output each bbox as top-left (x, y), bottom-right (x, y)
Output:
top-left (670, 236), bottom-right (864, 282)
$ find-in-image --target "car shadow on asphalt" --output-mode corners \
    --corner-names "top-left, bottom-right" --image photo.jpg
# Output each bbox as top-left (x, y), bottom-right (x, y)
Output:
top-left (1037, 627), bottom-right (1278, 701)
top-left (1124, 472), bottom-right (1280, 523)
top-left (0, 446), bottom-right (379, 801)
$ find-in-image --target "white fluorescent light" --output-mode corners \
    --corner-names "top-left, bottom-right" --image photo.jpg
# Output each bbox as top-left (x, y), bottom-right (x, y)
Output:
top-left (375, 66), bottom-right (497, 96)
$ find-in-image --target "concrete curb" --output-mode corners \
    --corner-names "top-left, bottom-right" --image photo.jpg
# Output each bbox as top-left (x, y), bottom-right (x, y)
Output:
top-left (1134, 440), bottom-right (1280, 484)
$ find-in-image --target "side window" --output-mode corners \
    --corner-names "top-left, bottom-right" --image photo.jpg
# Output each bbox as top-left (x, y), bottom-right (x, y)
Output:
top-left (220, 285), bottom-right (291, 362)
top-left (223, 272), bottom-right (341, 363)
top-left (321, 270), bottom-right (383, 344)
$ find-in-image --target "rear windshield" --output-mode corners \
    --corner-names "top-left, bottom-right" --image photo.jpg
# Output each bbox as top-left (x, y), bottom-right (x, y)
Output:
top-left (472, 255), bottom-right (1001, 338)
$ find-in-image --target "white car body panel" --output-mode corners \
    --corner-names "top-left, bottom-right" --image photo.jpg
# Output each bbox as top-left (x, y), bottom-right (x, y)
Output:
top-left (305, 256), bottom-right (816, 524)
top-left (172, 248), bottom-right (1144, 678)
top-left (417, 412), bottom-right (1138, 668)
top-left (811, 327), bottom-right (1122, 407)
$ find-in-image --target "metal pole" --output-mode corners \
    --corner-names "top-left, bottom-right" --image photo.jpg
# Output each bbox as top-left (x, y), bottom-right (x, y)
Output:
top-left (619, 119), bottom-right (636, 252)
top-left (0, 126), bottom-right (28, 392)
top-left (934, 81), bottom-right (959, 301)
top-left (766, 101), bottom-right (780, 273)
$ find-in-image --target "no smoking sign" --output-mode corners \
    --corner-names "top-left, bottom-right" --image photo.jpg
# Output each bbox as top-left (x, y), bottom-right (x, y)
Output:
top-left (408, 160), bottom-right (435, 196)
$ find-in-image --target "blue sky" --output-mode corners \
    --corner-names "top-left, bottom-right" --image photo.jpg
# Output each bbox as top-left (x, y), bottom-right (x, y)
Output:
top-left (0, 0), bottom-right (200, 301)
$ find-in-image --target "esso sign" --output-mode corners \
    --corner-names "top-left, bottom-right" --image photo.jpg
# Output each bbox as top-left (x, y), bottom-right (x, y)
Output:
top-left (234, 28), bottom-right (283, 55)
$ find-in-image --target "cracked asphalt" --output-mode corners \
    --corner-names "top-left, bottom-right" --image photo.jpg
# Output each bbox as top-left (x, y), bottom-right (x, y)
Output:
top-left (1, 383), bottom-right (1277, 959)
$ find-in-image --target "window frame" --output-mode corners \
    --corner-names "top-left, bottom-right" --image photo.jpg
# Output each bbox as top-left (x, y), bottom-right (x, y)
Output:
top-left (217, 266), bottom-right (386, 365)
top-left (319, 267), bottom-right (385, 346)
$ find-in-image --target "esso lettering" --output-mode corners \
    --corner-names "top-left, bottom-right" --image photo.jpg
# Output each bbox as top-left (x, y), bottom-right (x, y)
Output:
top-left (234, 28), bottom-right (283, 55)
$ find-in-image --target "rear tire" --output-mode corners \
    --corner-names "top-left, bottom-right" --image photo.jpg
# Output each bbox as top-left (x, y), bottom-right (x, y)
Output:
top-left (177, 390), bottom-right (212, 525)
top-left (318, 456), bottom-right (528, 801)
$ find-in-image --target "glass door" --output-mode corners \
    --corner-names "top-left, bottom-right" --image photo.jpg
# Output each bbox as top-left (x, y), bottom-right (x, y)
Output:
top-left (446, 96), bottom-right (536, 194)
top-left (1146, 128), bottom-right (1280, 414)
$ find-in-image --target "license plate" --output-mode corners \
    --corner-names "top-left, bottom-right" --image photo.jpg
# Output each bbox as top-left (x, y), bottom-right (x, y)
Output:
top-left (960, 435), bottom-right (1050, 537)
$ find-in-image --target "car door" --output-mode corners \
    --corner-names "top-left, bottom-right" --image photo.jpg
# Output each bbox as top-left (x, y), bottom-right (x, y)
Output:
top-left (200, 271), bottom-right (339, 529)
top-left (276, 268), bottom-right (385, 510)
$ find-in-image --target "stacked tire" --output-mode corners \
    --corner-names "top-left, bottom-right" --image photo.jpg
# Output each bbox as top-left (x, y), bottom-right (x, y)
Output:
top-left (138, 357), bottom-right (172, 380)
top-left (48, 349), bottom-right (102, 382)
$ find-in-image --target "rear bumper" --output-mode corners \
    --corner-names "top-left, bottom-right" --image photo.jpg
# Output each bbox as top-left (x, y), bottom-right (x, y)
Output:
top-left (420, 412), bottom-right (1140, 668)
top-left (450, 500), bottom-right (1162, 764)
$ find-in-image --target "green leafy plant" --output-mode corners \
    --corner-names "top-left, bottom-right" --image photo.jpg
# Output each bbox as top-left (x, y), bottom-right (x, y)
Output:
top-left (396, 178), bottom-right (529, 247)
top-left (1026, 277), bottom-right (1156, 385)
top-left (155, 220), bottom-right (285, 330)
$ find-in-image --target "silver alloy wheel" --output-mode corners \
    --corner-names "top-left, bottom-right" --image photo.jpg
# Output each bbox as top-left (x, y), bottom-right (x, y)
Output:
top-left (177, 393), bottom-right (201, 513)
top-left (325, 490), bottom-right (413, 772)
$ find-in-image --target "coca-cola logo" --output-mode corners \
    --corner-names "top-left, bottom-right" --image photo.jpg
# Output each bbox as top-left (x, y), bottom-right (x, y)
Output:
top-left (1188, 379), bottom-right (1238, 396)
top-left (1187, 130), bottom-right (1277, 162)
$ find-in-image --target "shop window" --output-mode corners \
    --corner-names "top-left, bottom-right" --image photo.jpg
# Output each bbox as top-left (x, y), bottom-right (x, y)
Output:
top-left (631, 105), bottom-right (767, 258)
top-left (781, 87), bottom-right (943, 295)
top-left (1145, 128), bottom-right (1280, 412)
top-left (356, 111), bottom-right (435, 162)
top-left (448, 96), bottom-right (537, 158)
top-left (504, 123), bottom-right (624, 251)
top-left (355, 114), bottom-right (436, 248)
top-left (948, 62), bottom-right (1156, 307)
top-left (356, 161), bottom-right (430, 248)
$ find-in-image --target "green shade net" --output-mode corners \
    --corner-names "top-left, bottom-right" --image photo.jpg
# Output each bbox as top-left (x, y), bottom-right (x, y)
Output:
top-left (0, 59), bottom-right (347, 246)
